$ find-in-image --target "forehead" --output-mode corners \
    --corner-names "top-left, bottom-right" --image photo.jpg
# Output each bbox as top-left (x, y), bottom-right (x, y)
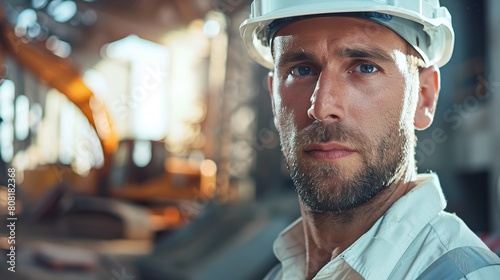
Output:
top-left (273, 17), bottom-right (407, 57)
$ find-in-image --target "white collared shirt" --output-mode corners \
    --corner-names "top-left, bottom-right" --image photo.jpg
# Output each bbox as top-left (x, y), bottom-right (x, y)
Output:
top-left (272, 174), bottom-right (500, 279)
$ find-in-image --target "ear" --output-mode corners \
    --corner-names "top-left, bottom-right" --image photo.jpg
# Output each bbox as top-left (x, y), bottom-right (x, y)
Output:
top-left (414, 66), bottom-right (440, 130)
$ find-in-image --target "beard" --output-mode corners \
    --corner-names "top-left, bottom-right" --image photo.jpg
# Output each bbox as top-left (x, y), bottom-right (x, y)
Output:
top-left (279, 118), bottom-right (413, 214)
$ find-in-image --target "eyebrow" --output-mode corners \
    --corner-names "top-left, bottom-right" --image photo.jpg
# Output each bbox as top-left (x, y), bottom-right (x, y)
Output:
top-left (275, 46), bottom-right (394, 68)
top-left (341, 47), bottom-right (393, 61)
top-left (275, 51), bottom-right (315, 68)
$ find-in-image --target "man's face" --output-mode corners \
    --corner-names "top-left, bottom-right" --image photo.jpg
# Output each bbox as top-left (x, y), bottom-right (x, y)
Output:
top-left (270, 17), bottom-right (422, 213)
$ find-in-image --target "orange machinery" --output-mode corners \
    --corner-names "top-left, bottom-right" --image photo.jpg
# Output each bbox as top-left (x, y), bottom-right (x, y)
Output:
top-left (0, 6), bottom-right (216, 218)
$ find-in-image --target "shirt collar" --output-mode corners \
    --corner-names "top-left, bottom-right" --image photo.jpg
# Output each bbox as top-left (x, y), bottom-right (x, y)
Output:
top-left (273, 218), bottom-right (306, 279)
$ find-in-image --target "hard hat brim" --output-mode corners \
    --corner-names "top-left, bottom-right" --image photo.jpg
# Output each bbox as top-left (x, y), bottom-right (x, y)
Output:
top-left (240, 2), bottom-right (454, 69)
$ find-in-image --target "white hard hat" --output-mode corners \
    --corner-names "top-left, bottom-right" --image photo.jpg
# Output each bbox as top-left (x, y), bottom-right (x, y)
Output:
top-left (240, 0), bottom-right (455, 69)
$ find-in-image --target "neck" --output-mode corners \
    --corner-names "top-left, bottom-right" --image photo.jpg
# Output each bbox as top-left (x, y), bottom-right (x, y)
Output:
top-left (300, 170), bottom-right (418, 280)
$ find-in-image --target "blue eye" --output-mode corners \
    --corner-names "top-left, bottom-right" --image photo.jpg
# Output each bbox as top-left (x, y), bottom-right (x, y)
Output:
top-left (291, 66), bottom-right (315, 76)
top-left (354, 63), bottom-right (379, 74)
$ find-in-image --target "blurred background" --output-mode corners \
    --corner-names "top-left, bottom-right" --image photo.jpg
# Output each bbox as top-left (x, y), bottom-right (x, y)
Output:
top-left (0, 0), bottom-right (498, 279)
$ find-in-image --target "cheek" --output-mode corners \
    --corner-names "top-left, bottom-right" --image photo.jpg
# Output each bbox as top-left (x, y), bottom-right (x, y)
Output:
top-left (351, 79), bottom-right (407, 138)
top-left (273, 83), bottom-right (314, 129)
top-left (402, 76), bottom-right (420, 124)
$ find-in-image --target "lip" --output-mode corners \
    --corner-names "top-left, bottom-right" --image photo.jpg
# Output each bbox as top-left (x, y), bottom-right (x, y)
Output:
top-left (304, 142), bottom-right (356, 160)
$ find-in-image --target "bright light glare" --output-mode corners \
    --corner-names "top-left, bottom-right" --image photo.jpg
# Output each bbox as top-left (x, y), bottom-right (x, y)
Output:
top-left (203, 20), bottom-right (221, 38)
top-left (29, 103), bottom-right (43, 132)
top-left (133, 140), bottom-right (152, 167)
top-left (106, 35), bottom-right (170, 140)
top-left (49, 0), bottom-right (77, 23)
top-left (32, 0), bottom-right (49, 9)
top-left (0, 80), bottom-right (15, 162)
top-left (15, 95), bottom-right (30, 141)
top-left (45, 36), bottom-right (72, 57)
top-left (83, 69), bottom-right (108, 98)
top-left (17, 9), bottom-right (37, 27)
top-left (0, 80), bottom-right (14, 120)
top-left (59, 102), bottom-right (76, 164)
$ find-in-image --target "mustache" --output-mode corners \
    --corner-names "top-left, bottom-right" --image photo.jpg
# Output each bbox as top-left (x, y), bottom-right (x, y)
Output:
top-left (298, 121), bottom-right (363, 147)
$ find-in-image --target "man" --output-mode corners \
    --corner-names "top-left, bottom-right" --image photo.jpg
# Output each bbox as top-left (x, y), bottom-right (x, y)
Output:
top-left (240, 1), bottom-right (500, 279)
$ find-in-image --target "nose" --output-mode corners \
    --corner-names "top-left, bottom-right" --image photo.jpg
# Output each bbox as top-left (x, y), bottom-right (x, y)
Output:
top-left (307, 71), bottom-right (346, 123)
